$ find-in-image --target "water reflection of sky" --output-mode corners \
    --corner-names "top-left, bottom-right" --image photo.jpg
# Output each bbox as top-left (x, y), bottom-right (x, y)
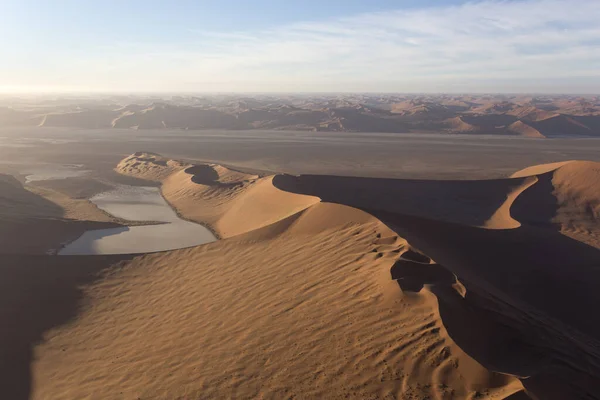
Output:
top-left (59, 185), bottom-right (216, 255)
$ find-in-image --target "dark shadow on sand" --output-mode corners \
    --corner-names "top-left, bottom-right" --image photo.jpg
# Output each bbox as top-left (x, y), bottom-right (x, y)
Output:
top-left (380, 211), bottom-right (600, 400)
top-left (59, 226), bottom-right (130, 255)
top-left (510, 171), bottom-right (561, 229)
top-left (185, 165), bottom-right (219, 185)
top-left (272, 173), bottom-right (530, 227)
top-left (390, 258), bottom-right (455, 292)
top-left (0, 254), bottom-right (133, 399)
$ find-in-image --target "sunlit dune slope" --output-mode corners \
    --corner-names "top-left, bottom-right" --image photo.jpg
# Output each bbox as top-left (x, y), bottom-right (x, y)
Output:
top-left (117, 152), bottom-right (320, 237)
top-left (19, 203), bottom-right (523, 400)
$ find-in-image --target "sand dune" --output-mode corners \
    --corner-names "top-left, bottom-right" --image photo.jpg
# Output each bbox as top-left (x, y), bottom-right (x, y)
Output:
top-left (14, 203), bottom-right (521, 399)
top-left (444, 116), bottom-right (480, 133)
top-left (116, 152), bottom-right (189, 181)
top-left (510, 160), bottom-right (600, 248)
top-left (507, 121), bottom-right (545, 138)
top-left (117, 152), bottom-right (320, 237)
top-left (2, 154), bottom-right (600, 398)
top-left (117, 154), bottom-right (600, 398)
top-left (269, 163), bottom-right (600, 398)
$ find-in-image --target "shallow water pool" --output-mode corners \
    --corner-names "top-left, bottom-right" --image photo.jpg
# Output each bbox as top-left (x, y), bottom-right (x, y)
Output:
top-left (59, 186), bottom-right (216, 255)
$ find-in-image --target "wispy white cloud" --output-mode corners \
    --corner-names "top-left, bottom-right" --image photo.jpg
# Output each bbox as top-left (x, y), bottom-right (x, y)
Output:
top-left (2, 0), bottom-right (600, 93)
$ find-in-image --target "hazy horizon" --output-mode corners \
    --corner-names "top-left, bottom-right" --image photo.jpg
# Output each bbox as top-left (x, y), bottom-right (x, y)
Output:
top-left (2, 0), bottom-right (600, 94)
top-left (1, 92), bottom-right (599, 97)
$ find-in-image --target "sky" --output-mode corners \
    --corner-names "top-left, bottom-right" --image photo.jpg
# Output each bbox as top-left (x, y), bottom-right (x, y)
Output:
top-left (0, 0), bottom-right (599, 94)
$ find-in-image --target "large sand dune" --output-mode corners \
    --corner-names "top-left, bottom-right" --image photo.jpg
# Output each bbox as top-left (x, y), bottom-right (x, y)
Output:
top-left (2, 154), bottom-right (600, 399)
top-left (117, 152), bottom-right (320, 237)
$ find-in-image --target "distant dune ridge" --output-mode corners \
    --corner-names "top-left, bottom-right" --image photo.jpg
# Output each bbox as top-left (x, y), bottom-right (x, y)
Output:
top-left (1, 153), bottom-right (600, 398)
top-left (2, 94), bottom-right (600, 136)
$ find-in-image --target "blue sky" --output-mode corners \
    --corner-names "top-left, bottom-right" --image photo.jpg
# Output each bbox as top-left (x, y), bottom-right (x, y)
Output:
top-left (1, 0), bottom-right (599, 93)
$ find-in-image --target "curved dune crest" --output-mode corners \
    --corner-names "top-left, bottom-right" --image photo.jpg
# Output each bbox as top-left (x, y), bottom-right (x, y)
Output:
top-left (510, 160), bottom-right (573, 178)
top-left (214, 176), bottom-right (320, 237)
top-left (161, 168), bottom-right (320, 238)
top-left (483, 176), bottom-right (538, 229)
top-left (272, 172), bottom-right (539, 230)
top-left (509, 160), bottom-right (600, 248)
top-left (117, 152), bottom-right (320, 238)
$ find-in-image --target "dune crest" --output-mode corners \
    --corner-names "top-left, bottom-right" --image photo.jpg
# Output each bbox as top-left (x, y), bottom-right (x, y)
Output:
top-left (117, 153), bottom-right (320, 237)
top-left (483, 176), bottom-right (538, 229)
top-left (510, 160), bottom-right (600, 248)
top-left (509, 161), bottom-right (574, 178)
top-left (507, 121), bottom-right (545, 138)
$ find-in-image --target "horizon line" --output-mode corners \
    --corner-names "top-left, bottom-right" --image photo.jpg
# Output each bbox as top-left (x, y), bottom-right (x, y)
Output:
top-left (1, 91), bottom-right (599, 97)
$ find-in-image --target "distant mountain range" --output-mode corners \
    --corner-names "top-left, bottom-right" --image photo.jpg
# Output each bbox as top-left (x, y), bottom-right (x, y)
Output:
top-left (1, 94), bottom-right (600, 137)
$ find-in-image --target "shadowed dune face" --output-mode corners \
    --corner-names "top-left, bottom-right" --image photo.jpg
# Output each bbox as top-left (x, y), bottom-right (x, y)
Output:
top-left (510, 171), bottom-right (560, 227)
top-left (379, 213), bottom-right (600, 399)
top-left (511, 161), bottom-right (600, 248)
top-left (183, 164), bottom-right (253, 188)
top-left (184, 164), bottom-right (220, 185)
top-left (0, 174), bottom-right (119, 254)
top-left (391, 255), bottom-right (456, 292)
top-left (272, 173), bottom-right (531, 228)
top-left (0, 174), bottom-right (65, 218)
